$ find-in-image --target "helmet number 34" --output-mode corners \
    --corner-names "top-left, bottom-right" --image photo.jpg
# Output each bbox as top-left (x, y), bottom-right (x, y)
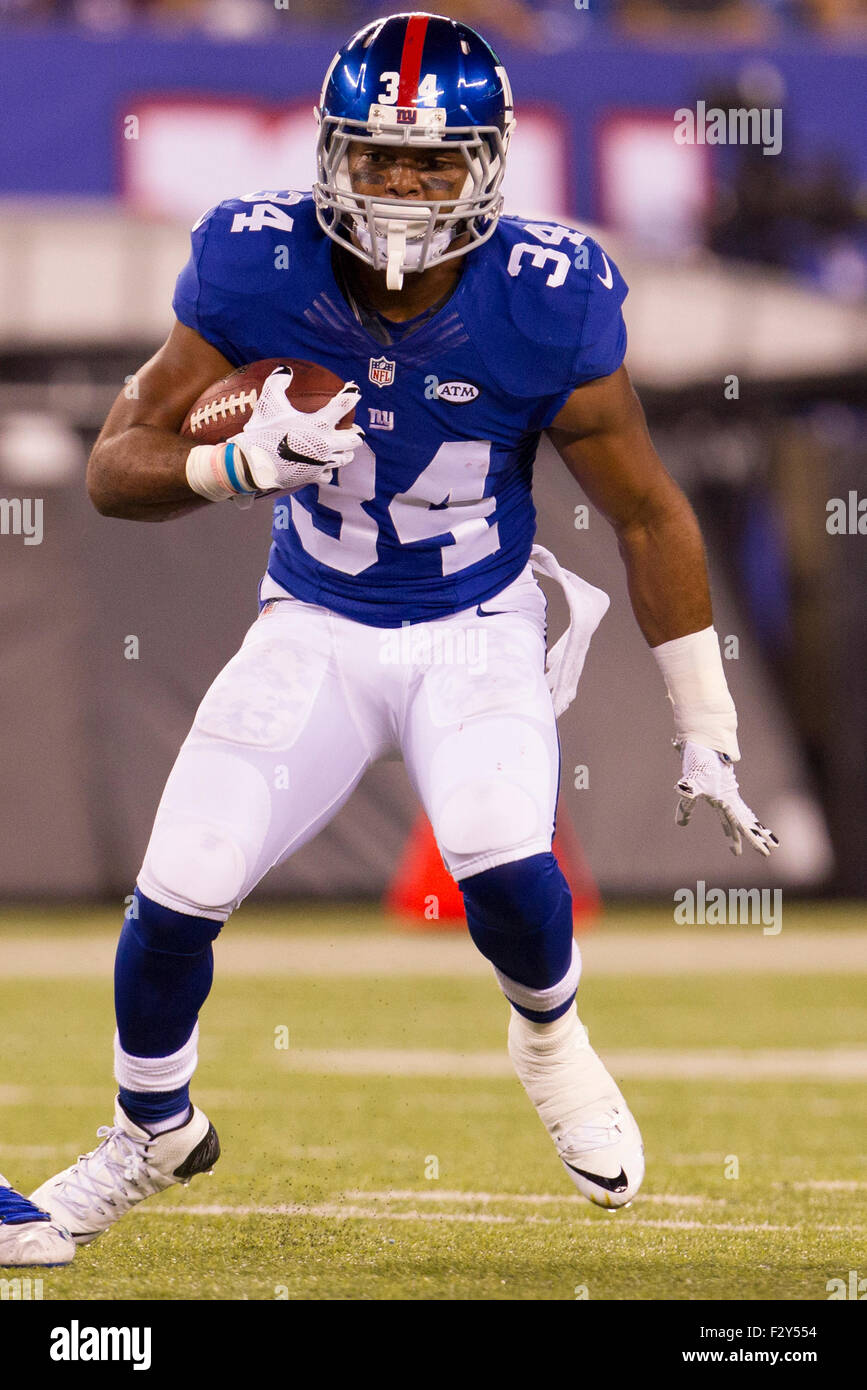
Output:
top-left (377, 71), bottom-right (439, 106)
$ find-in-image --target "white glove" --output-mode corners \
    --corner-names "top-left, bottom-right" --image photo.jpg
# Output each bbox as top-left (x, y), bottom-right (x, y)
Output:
top-left (674, 739), bottom-right (779, 857)
top-left (229, 366), bottom-right (364, 493)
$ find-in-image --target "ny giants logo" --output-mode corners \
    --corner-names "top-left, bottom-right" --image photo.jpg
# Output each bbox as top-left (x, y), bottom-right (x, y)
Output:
top-left (368, 408), bottom-right (394, 431)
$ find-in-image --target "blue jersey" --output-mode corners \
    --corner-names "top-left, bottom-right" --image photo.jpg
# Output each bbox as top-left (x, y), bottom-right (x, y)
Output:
top-left (173, 192), bottom-right (627, 626)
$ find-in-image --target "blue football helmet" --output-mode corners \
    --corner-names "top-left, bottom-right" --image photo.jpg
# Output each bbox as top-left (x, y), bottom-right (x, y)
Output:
top-left (313, 12), bottom-right (515, 289)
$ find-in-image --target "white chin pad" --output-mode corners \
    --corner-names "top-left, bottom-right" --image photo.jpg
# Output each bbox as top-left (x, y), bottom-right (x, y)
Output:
top-left (385, 222), bottom-right (407, 290)
top-left (355, 217), bottom-right (456, 287)
top-left (373, 201), bottom-right (430, 240)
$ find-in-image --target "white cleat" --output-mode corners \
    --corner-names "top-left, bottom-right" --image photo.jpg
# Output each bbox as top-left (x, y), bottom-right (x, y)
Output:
top-left (29, 1098), bottom-right (220, 1245)
top-left (508, 1006), bottom-right (644, 1210)
top-left (0, 1174), bottom-right (75, 1266)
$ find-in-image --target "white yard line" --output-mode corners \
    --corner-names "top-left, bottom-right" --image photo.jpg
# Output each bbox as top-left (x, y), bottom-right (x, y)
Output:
top-left (276, 1046), bottom-right (867, 1080)
top-left (1, 929), bottom-right (865, 977)
top-left (0, 1143), bottom-right (70, 1158)
top-left (141, 1203), bottom-right (518, 1225)
top-left (1, 1044), bottom-right (865, 1112)
top-left (137, 1202), bottom-right (864, 1234)
top-left (666, 1153), bottom-right (739, 1165)
top-left (344, 1189), bottom-right (724, 1207)
top-left (781, 1181), bottom-right (867, 1191)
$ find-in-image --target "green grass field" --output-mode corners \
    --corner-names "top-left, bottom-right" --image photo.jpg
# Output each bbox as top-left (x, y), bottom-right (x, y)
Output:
top-left (1, 903), bottom-right (865, 1301)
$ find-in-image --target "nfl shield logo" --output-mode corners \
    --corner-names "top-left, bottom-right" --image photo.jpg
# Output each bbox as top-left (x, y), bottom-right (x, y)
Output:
top-left (369, 355), bottom-right (395, 388)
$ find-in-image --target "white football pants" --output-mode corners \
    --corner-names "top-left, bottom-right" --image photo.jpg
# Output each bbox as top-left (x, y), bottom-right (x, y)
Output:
top-left (138, 563), bottom-right (561, 921)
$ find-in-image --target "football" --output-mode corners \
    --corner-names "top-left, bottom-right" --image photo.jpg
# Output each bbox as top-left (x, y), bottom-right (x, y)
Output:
top-left (180, 357), bottom-right (354, 445)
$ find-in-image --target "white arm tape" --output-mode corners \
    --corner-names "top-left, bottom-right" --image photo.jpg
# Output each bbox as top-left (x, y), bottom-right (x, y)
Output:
top-left (651, 625), bottom-right (740, 761)
top-left (185, 442), bottom-right (257, 503)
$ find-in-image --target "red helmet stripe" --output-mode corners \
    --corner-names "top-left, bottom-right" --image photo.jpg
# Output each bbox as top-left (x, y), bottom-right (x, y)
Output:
top-left (396, 13), bottom-right (430, 108)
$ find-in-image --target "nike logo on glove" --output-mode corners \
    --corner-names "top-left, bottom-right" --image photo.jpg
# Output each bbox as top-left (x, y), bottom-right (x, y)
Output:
top-left (562, 1162), bottom-right (629, 1193)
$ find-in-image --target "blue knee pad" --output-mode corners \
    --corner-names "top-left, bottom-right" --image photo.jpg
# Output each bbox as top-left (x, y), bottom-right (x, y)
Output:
top-left (115, 887), bottom-right (223, 1058)
top-left (460, 853), bottom-right (575, 1010)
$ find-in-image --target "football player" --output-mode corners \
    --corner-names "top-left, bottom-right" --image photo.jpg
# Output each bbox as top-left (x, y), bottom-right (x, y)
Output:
top-left (31, 12), bottom-right (777, 1245)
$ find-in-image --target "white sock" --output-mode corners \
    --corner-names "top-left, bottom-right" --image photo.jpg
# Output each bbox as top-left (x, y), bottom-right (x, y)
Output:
top-left (508, 1003), bottom-right (616, 1143)
top-left (509, 1003), bottom-right (582, 1048)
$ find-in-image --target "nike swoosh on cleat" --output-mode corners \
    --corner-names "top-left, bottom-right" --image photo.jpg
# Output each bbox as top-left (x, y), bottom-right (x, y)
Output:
top-left (173, 1123), bottom-right (221, 1183)
top-left (562, 1162), bottom-right (629, 1193)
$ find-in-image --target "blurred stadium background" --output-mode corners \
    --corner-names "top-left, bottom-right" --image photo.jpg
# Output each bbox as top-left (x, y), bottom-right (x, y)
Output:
top-left (0, 0), bottom-right (865, 1302)
top-left (1, 0), bottom-right (865, 902)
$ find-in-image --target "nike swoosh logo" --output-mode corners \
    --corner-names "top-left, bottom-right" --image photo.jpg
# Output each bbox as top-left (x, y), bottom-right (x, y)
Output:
top-left (475, 605), bottom-right (514, 618)
top-left (563, 1162), bottom-right (628, 1193)
top-left (596, 251), bottom-right (614, 290)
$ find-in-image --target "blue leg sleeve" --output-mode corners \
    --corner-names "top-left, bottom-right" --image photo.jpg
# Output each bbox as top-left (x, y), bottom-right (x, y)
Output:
top-left (460, 853), bottom-right (577, 1021)
top-left (114, 887), bottom-right (222, 1127)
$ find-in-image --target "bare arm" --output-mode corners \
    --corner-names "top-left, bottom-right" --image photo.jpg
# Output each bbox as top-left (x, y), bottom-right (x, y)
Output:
top-left (87, 320), bottom-right (234, 522)
top-left (547, 364), bottom-right (712, 647)
top-left (548, 364), bottom-right (779, 855)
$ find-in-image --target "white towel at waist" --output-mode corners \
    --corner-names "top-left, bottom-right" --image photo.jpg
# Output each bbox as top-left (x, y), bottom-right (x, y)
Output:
top-left (530, 543), bottom-right (611, 718)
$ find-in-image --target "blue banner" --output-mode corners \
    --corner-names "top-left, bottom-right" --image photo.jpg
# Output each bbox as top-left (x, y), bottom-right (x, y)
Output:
top-left (2, 29), bottom-right (865, 218)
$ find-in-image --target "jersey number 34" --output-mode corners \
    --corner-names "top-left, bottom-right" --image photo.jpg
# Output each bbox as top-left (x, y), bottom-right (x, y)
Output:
top-left (285, 440), bottom-right (499, 576)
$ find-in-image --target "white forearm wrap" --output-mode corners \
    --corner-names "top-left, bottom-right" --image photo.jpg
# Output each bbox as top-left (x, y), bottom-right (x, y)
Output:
top-left (651, 625), bottom-right (740, 761)
top-left (185, 442), bottom-right (257, 503)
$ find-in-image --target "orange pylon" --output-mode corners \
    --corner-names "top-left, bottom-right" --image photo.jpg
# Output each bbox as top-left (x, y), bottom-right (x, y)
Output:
top-left (385, 807), bottom-right (600, 932)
